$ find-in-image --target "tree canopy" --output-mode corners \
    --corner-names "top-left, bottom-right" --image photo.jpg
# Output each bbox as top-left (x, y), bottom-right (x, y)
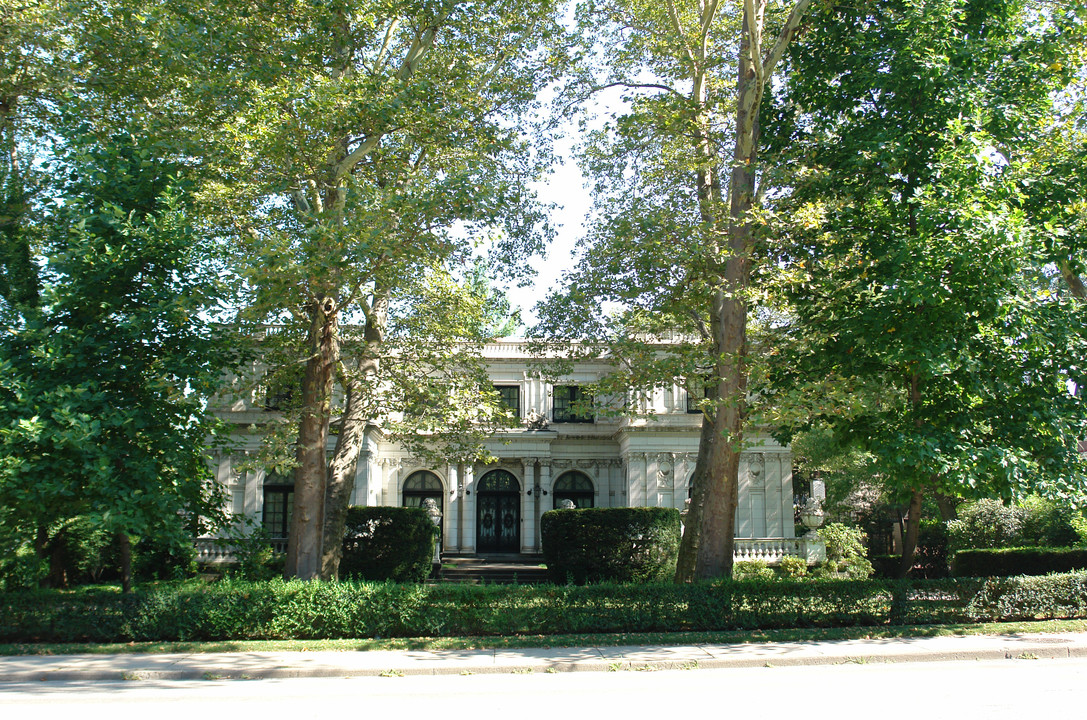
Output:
top-left (761, 0), bottom-right (1087, 573)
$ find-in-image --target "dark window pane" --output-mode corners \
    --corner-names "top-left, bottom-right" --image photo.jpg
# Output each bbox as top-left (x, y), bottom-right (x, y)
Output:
top-left (494, 385), bottom-right (520, 417)
top-left (553, 386), bottom-right (593, 423)
top-left (262, 487), bottom-right (294, 539)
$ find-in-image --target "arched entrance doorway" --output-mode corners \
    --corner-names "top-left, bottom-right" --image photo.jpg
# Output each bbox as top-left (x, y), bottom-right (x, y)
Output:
top-left (552, 470), bottom-right (595, 509)
top-left (476, 469), bottom-right (520, 553)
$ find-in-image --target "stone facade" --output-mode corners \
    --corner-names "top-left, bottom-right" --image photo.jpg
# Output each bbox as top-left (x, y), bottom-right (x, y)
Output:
top-left (208, 340), bottom-right (800, 559)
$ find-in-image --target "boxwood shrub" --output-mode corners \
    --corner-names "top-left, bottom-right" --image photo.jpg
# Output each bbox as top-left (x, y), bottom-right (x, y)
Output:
top-left (951, 547), bottom-right (1087, 578)
top-left (966, 571), bottom-right (1087, 621)
top-left (541, 507), bottom-right (680, 584)
top-left (2, 573), bottom-right (1085, 643)
top-left (340, 506), bottom-right (438, 583)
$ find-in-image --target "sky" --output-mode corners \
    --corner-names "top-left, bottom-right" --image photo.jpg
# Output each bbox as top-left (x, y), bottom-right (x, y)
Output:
top-left (512, 142), bottom-right (593, 331)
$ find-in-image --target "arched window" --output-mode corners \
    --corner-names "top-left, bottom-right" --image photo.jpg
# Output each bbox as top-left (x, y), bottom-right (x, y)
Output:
top-left (552, 470), bottom-right (595, 509)
top-left (402, 470), bottom-right (444, 513)
top-left (476, 469), bottom-right (520, 493)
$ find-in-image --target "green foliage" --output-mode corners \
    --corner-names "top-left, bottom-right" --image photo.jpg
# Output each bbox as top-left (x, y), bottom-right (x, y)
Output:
top-left (914, 520), bottom-right (951, 579)
top-left (817, 523), bottom-right (874, 579)
top-left (777, 555), bottom-right (809, 579)
top-left (0, 545), bottom-right (44, 592)
top-left (951, 548), bottom-right (1087, 578)
top-left (340, 507), bottom-right (438, 583)
top-left (0, 130), bottom-right (235, 586)
top-left (947, 500), bottom-right (1026, 552)
top-left (5, 573), bottom-right (1087, 643)
top-left (947, 498), bottom-right (1083, 553)
top-left (732, 560), bottom-right (776, 581)
top-left (1019, 497), bottom-right (1083, 549)
top-left (540, 508), bottom-right (681, 584)
top-left (132, 532), bottom-right (197, 582)
top-left (219, 520), bottom-right (279, 582)
top-left (966, 571), bottom-right (1087, 621)
top-left (764, 0), bottom-right (1087, 522)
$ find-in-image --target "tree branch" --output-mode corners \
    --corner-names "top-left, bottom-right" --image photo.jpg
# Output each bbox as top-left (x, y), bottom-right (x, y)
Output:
top-left (744, 0), bottom-right (765, 85)
top-left (763, 0), bottom-right (813, 78)
top-left (665, 0), bottom-right (698, 71)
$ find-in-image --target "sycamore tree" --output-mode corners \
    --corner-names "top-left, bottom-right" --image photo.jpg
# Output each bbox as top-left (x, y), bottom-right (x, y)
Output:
top-left (106, 0), bottom-right (569, 579)
top-left (761, 0), bottom-right (1087, 575)
top-left (534, 0), bottom-right (811, 580)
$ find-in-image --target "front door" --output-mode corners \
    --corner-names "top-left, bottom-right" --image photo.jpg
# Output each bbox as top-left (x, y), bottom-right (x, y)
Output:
top-left (476, 469), bottom-right (521, 553)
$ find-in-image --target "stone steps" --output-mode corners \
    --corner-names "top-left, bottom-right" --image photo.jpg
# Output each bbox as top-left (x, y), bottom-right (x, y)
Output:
top-left (434, 556), bottom-right (551, 585)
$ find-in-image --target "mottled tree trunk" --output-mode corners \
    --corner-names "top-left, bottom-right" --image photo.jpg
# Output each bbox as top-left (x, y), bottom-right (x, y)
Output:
top-left (680, 0), bottom-right (813, 579)
top-left (285, 297), bottom-right (339, 580)
top-left (934, 492), bottom-right (958, 522)
top-left (319, 288), bottom-right (388, 579)
top-left (1059, 259), bottom-right (1086, 301)
top-left (693, 6), bottom-right (762, 579)
top-left (675, 415), bottom-right (716, 582)
top-left (319, 375), bottom-right (369, 579)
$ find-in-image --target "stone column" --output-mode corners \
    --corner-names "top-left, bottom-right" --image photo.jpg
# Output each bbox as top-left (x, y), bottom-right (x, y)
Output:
top-left (446, 463), bottom-right (460, 551)
top-left (462, 463), bottom-right (476, 553)
top-left (522, 458), bottom-right (537, 553)
top-left (627, 452), bottom-right (647, 507)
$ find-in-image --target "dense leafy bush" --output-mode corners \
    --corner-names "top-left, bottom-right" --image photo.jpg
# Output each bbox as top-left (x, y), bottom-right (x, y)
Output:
top-left (913, 520), bottom-right (950, 578)
top-left (777, 555), bottom-right (809, 579)
top-left (951, 547), bottom-right (1087, 578)
top-left (966, 571), bottom-right (1087, 621)
top-left (3, 573), bottom-right (1084, 643)
top-left (947, 499), bottom-right (1024, 552)
top-left (1019, 497), bottom-right (1082, 548)
top-left (817, 523), bottom-right (874, 579)
top-left (340, 507), bottom-right (438, 583)
top-left (0, 545), bottom-right (44, 591)
top-left (733, 559), bottom-right (776, 581)
top-left (133, 531), bottom-right (198, 581)
top-left (541, 507), bottom-right (680, 584)
top-left (947, 498), bottom-right (1082, 553)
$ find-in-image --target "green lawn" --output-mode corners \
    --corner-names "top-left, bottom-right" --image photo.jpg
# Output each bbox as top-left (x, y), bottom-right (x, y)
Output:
top-left (2, 618), bottom-right (1084, 657)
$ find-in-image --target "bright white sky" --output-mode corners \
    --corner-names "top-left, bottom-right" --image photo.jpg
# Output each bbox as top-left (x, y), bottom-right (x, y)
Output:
top-left (503, 86), bottom-right (632, 334)
top-left (512, 139), bottom-right (593, 331)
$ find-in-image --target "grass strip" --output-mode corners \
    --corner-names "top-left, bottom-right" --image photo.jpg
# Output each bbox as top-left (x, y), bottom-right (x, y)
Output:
top-left (2, 618), bottom-right (1084, 657)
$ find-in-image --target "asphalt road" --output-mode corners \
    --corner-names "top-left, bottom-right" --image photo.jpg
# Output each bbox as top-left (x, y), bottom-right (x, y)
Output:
top-left (2, 657), bottom-right (1084, 720)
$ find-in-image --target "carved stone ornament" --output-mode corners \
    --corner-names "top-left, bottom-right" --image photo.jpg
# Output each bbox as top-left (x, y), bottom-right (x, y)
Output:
top-left (524, 409), bottom-right (550, 430)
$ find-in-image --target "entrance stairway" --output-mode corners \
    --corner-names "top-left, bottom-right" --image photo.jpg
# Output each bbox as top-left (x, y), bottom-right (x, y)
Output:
top-left (436, 555), bottom-right (550, 585)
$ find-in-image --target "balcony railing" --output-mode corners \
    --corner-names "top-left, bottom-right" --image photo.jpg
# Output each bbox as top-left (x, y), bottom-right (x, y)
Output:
top-left (196, 537), bottom-right (288, 564)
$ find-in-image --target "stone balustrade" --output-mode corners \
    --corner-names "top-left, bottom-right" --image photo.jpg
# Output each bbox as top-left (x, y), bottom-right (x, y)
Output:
top-left (196, 537), bottom-right (288, 564)
top-left (733, 537), bottom-right (826, 565)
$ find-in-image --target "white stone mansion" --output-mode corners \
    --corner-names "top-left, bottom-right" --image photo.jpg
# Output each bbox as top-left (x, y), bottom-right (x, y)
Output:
top-left (208, 340), bottom-right (798, 559)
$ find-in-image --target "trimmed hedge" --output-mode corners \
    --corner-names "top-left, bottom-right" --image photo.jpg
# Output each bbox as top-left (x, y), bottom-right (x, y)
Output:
top-left (340, 507), bottom-right (438, 583)
top-left (966, 571), bottom-right (1087, 621)
top-left (541, 507), bottom-right (680, 584)
top-left (951, 547), bottom-right (1087, 578)
top-left (2, 573), bottom-right (1084, 643)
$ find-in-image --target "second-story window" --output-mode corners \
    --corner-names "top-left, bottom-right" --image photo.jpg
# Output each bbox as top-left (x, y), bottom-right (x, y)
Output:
top-left (687, 376), bottom-right (712, 414)
top-left (553, 385), bottom-right (593, 423)
top-left (494, 385), bottom-right (521, 417)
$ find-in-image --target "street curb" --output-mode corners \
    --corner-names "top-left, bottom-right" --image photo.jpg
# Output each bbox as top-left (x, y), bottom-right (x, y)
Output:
top-left (3, 633), bottom-right (1087, 683)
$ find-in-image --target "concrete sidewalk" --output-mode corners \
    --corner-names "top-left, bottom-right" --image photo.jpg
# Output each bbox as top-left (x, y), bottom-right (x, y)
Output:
top-left (2, 632), bottom-right (1086, 683)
